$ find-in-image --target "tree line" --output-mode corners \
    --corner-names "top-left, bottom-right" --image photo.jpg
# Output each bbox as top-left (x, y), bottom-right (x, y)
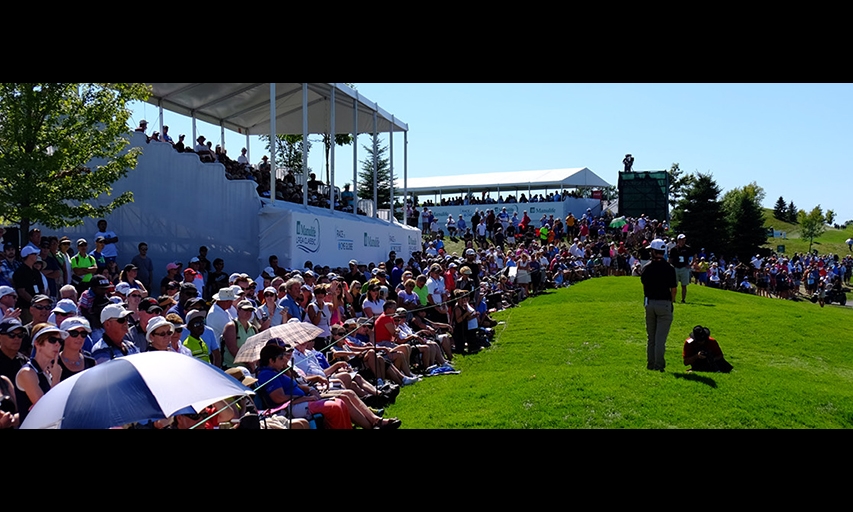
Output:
top-left (667, 163), bottom-right (839, 259)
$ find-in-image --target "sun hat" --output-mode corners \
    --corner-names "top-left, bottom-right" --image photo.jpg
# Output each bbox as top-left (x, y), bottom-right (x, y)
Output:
top-left (145, 316), bottom-right (175, 343)
top-left (59, 316), bottom-right (92, 333)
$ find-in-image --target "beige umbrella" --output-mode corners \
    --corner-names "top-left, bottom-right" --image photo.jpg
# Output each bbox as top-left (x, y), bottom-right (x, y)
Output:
top-left (234, 321), bottom-right (324, 364)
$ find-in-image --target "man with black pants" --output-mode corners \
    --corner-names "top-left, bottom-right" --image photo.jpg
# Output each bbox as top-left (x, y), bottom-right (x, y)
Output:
top-left (669, 233), bottom-right (691, 303)
top-left (640, 239), bottom-right (677, 372)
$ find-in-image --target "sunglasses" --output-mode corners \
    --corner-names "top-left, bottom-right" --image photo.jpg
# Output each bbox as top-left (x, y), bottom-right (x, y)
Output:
top-left (150, 331), bottom-right (170, 338)
top-left (2, 332), bottom-right (24, 339)
top-left (112, 316), bottom-right (128, 324)
top-left (66, 330), bottom-right (88, 338)
top-left (174, 327), bottom-right (184, 333)
top-left (32, 304), bottom-right (51, 311)
top-left (264, 293), bottom-right (276, 297)
top-left (45, 336), bottom-right (62, 345)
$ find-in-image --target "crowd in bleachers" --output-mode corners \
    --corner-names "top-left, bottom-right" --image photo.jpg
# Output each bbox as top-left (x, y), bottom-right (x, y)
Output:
top-left (418, 189), bottom-right (585, 208)
top-left (138, 120), bottom-right (365, 213)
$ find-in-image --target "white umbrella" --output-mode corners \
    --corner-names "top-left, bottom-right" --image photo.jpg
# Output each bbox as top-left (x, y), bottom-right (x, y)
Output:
top-left (234, 321), bottom-right (323, 364)
top-left (21, 351), bottom-right (253, 429)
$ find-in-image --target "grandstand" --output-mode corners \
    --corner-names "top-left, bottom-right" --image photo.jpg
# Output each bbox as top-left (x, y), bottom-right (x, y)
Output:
top-left (37, 83), bottom-right (420, 287)
top-left (405, 167), bottom-right (612, 223)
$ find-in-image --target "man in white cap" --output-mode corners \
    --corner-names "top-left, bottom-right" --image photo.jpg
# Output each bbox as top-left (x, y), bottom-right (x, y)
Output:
top-left (206, 286), bottom-right (237, 343)
top-left (13, 245), bottom-right (46, 318)
top-left (0, 286), bottom-right (18, 320)
top-left (668, 233), bottom-right (691, 303)
top-left (640, 239), bottom-right (677, 372)
top-left (91, 304), bottom-right (138, 364)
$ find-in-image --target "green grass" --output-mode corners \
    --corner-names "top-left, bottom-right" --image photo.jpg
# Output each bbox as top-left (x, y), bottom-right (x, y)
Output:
top-left (388, 277), bottom-right (853, 428)
top-left (762, 208), bottom-right (853, 256)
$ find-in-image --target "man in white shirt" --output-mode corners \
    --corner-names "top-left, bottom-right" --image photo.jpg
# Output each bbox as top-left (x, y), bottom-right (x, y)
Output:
top-left (237, 148), bottom-right (250, 166)
top-left (206, 286), bottom-right (237, 343)
top-left (94, 219), bottom-right (119, 264)
top-left (426, 264), bottom-right (448, 322)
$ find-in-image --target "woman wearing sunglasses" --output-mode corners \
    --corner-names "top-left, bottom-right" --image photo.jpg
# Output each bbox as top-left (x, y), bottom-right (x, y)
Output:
top-left (15, 323), bottom-right (67, 421)
top-left (57, 317), bottom-right (96, 381)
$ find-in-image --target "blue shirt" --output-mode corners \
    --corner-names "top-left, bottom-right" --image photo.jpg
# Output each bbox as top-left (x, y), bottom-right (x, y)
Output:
top-left (279, 294), bottom-right (304, 321)
top-left (256, 365), bottom-right (305, 403)
top-left (91, 335), bottom-right (139, 365)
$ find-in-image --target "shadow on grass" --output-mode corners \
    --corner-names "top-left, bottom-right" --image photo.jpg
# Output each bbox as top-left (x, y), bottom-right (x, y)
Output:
top-left (673, 372), bottom-right (717, 388)
top-left (684, 302), bottom-right (716, 307)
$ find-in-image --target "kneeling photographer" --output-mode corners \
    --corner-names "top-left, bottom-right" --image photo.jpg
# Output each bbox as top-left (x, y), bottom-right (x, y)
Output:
top-left (683, 325), bottom-right (733, 373)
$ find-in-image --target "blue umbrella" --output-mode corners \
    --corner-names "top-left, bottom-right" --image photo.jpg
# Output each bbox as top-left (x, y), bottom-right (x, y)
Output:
top-left (21, 351), bottom-right (253, 429)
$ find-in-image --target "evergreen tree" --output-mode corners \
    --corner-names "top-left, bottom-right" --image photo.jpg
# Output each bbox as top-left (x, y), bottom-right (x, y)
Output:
top-left (787, 201), bottom-right (798, 223)
top-left (357, 135), bottom-right (396, 210)
top-left (667, 162), bottom-right (694, 208)
top-left (725, 189), bottom-right (768, 261)
top-left (670, 172), bottom-right (728, 256)
top-left (773, 196), bottom-right (788, 221)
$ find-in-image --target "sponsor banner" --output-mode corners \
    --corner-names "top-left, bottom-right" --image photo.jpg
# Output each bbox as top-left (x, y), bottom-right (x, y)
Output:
top-left (295, 218), bottom-right (321, 253)
top-left (276, 209), bottom-right (421, 269)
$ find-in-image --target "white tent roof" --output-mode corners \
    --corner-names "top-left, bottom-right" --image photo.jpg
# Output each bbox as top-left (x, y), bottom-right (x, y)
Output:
top-left (145, 83), bottom-right (408, 135)
top-left (404, 167), bottom-right (612, 195)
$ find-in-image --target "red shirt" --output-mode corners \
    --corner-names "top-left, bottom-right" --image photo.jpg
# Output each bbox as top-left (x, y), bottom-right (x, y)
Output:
top-left (375, 313), bottom-right (395, 344)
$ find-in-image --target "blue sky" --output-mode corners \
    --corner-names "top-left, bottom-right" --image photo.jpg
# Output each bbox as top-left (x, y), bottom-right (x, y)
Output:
top-left (131, 83), bottom-right (853, 222)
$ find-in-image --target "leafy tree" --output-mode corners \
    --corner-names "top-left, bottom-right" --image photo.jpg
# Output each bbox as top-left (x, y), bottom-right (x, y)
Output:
top-left (670, 172), bottom-right (727, 256)
top-left (724, 187), bottom-right (768, 261)
top-left (826, 209), bottom-right (836, 226)
top-left (773, 196), bottom-right (788, 221)
top-left (667, 162), bottom-right (694, 208)
top-left (798, 205), bottom-right (827, 253)
top-left (787, 201), bottom-right (798, 223)
top-left (722, 182), bottom-right (765, 216)
top-left (357, 135), bottom-right (396, 210)
top-left (0, 83), bottom-right (150, 244)
top-left (316, 83), bottom-right (356, 185)
top-left (259, 133), bottom-right (312, 175)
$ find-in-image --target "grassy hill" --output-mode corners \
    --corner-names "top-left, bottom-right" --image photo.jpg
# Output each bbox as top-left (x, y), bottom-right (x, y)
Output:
top-left (762, 208), bottom-right (853, 256)
top-left (389, 277), bottom-right (853, 428)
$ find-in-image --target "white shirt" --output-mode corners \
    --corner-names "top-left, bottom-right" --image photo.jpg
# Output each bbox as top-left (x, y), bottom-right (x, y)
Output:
top-left (426, 276), bottom-right (446, 306)
top-left (206, 303), bottom-right (233, 342)
top-left (94, 230), bottom-right (119, 258)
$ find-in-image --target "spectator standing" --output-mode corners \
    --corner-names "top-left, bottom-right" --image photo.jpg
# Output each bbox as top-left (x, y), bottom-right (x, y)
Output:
top-left (131, 242), bottom-right (154, 292)
top-left (668, 234), bottom-right (691, 303)
top-left (94, 219), bottom-right (119, 265)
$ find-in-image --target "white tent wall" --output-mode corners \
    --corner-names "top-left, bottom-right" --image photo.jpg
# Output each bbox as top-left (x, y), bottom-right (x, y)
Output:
top-left (39, 131), bottom-right (421, 287)
top-left (425, 198), bottom-right (602, 226)
top-left (258, 203), bottom-right (421, 270)
top-left (38, 132), bottom-right (258, 289)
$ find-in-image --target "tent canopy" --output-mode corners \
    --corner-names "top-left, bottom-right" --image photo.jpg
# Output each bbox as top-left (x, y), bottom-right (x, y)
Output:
top-left (404, 167), bottom-right (612, 196)
top-left (145, 83), bottom-right (408, 136)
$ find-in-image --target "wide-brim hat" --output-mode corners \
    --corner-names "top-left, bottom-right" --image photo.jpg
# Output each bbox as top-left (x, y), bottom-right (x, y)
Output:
top-left (213, 287), bottom-right (237, 301)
